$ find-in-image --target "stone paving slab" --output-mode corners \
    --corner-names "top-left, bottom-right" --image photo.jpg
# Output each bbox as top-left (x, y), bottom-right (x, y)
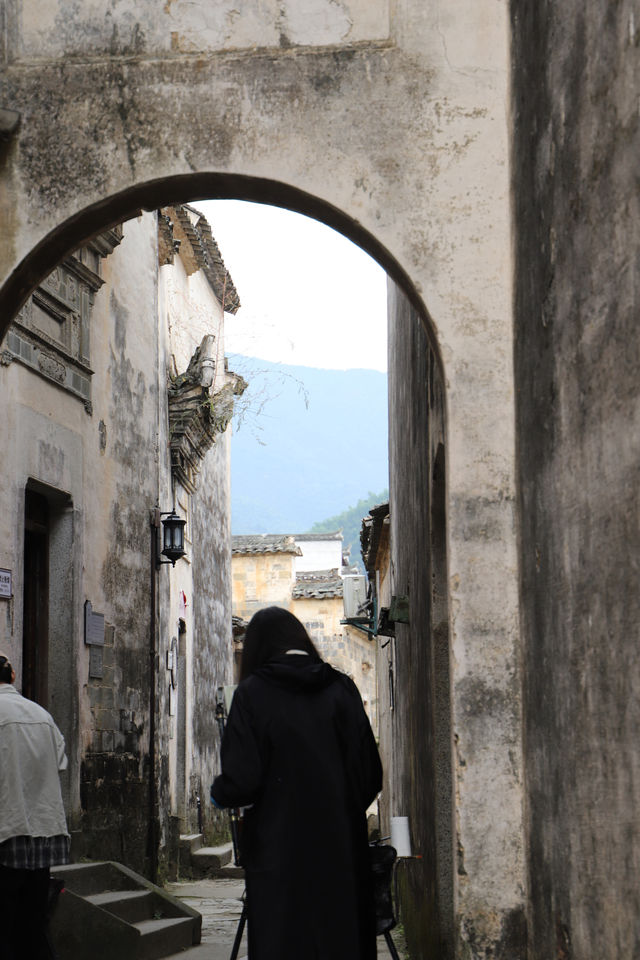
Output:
top-left (164, 879), bottom-right (247, 959)
top-left (163, 877), bottom-right (407, 959)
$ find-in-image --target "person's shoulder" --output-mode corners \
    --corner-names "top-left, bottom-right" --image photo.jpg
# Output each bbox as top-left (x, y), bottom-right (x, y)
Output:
top-left (229, 675), bottom-right (262, 707)
top-left (236, 674), bottom-right (261, 695)
top-left (329, 669), bottom-right (360, 698)
top-left (0, 688), bottom-right (55, 725)
top-left (328, 664), bottom-right (354, 685)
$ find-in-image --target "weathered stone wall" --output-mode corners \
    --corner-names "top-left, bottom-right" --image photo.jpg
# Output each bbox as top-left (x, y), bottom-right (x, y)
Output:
top-left (0, 213), bottom-right (163, 873)
top-left (78, 214), bottom-right (161, 874)
top-left (386, 282), bottom-right (525, 959)
top-left (189, 427), bottom-right (235, 845)
top-left (510, 2), bottom-right (640, 957)
top-left (0, 0), bottom-right (523, 952)
top-left (0, 207), bottom-right (238, 876)
top-left (155, 206), bottom-right (239, 861)
top-left (386, 283), bottom-right (444, 959)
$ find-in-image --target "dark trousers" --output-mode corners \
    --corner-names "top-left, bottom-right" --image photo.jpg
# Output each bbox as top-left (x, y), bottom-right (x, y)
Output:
top-left (0, 864), bottom-right (55, 960)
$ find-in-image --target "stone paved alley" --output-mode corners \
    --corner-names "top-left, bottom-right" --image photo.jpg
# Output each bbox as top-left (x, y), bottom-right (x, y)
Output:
top-left (164, 877), bottom-right (408, 959)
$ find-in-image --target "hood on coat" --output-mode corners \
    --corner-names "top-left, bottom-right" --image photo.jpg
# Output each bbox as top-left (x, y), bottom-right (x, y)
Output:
top-left (255, 654), bottom-right (338, 692)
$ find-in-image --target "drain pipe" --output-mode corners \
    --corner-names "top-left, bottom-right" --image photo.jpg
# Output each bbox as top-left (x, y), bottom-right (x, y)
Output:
top-left (147, 508), bottom-right (160, 882)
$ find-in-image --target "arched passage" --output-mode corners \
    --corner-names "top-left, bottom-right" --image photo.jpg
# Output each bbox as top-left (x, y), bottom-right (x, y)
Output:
top-left (0, 178), bottom-right (459, 954)
top-left (1, 9), bottom-right (525, 939)
top-left (0, 0), bottom-right (530, 953)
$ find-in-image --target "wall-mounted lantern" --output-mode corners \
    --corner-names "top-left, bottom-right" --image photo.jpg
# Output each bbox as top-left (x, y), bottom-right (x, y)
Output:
top-left (158, 510), bottom-right (186, 567)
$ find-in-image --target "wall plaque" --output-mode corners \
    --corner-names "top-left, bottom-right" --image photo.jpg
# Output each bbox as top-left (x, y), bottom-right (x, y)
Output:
top-left (89, 645), bottom-right (104, 680)
top-left (0, 568), bottom-right (12, 599)
top-left (84, 600), bottom-right (105, 645)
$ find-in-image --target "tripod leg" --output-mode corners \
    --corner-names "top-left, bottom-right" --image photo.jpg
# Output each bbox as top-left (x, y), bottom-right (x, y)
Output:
top-left (383, 929), bottom-right (402, 960)
top-left (229, 903), bottom-right (248, 960)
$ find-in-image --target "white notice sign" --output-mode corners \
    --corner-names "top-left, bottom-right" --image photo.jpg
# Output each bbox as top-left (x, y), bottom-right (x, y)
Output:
top-left (0, 569), bottom-right (12, 599)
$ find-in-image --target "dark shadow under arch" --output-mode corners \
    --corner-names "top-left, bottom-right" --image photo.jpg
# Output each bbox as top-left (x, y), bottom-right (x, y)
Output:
top-left (0, 172), bottom-right (434, 351)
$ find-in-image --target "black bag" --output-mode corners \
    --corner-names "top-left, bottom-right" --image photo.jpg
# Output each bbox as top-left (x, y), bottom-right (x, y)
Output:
top-left (369, 843), bottom-right (397, 935)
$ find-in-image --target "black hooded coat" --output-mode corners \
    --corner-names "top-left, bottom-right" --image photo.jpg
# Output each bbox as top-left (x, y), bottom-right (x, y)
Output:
top-left (211, 654), bottom-right (382, 960)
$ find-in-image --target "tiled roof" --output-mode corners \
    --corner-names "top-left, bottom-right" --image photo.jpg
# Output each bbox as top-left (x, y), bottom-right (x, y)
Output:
top-left (361, 503), bottom-right (390, 575)
top-left (232, 534), bottom-right (302, 556)
top-left (295, 531), bottom-right (343, 542)
top-left (232, 531), bottom-right (344, 553)
top-left (292, 569), bottom-right (344, 600)
top-left (161, 204), bottom-right (241, 314)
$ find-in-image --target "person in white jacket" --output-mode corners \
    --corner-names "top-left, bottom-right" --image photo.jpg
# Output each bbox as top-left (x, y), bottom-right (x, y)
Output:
top-left (0, 652), bottom-right (70, 960)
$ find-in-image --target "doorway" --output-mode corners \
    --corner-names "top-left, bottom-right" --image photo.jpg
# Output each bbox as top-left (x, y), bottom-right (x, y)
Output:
top-left (22, 488), bottom-right (50, 705)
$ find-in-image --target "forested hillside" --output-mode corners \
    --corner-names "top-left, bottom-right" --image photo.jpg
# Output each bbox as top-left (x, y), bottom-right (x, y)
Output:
top-left (310, 490), bottom-right (389, 569)
top-left (229, 356), bottom-right (388, 536)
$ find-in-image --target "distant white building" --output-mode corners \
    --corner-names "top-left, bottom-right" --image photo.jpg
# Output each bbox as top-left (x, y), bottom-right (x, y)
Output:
top-left (293, 531), bottom-right (343, 573)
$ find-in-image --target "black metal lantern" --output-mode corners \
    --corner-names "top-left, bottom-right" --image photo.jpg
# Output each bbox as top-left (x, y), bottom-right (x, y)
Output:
top-left (160, 510), bottom-right (186, 566)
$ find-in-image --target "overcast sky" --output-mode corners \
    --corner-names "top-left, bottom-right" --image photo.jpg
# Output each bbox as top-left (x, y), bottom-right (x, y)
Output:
top-left (199, 200), bottom-right (388, 372)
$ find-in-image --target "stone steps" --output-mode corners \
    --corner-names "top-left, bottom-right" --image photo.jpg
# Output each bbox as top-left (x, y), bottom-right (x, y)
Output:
top-left (49, 860), bottom-right (201, 960)
top-left (178, 834), bottom-right (243, 879)
top-left (134, 917), bottom-right (198, 960)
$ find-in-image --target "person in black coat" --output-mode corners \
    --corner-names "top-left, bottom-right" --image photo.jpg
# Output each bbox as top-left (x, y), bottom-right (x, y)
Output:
top-left (211, 606), bottom-right (382, 960)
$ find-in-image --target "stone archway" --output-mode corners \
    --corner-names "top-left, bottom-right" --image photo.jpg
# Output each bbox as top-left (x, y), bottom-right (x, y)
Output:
top-left (1, 178), bottom-right (459, 947)
top-left (0, 168), bottom-right (518, 958)
top-left (0, 2), bottom-right (525, 954)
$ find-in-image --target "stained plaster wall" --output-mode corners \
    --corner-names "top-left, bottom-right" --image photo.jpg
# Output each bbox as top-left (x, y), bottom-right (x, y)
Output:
top-left (386, 282), bottom-right (524, 960)
top-left (372, 519), bottom-right (393, 841)
top-left (0, 214), bottom-right (163, 872)
top-left (0, 208), bottom-right (237, 875)
top-left (387, 283), bottom-right (447, 959)
top-left (510, 2), bottom-right (640, 957)
top-left (0, 0), bottom-right (523, 953)
top-left (0, 390), bottom-right (85, 819)
top-left (157, 225), bottom-right (235, 847)
top-left (188, 428), bottom-right (234, 845)
top-left (81, 214), bottom-right (164, 872)
top-left (292, 595), bottom-right (377, 726)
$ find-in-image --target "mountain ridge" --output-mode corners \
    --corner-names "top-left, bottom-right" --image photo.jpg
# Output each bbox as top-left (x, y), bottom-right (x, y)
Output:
top-left (229, 356), bottom-right (388, 536)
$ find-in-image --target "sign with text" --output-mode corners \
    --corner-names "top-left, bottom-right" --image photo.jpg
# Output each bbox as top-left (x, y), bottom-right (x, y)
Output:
top-left (84, 600), bottom-right (105, 646)
top-left (0, 569), bottom-right (12, 599)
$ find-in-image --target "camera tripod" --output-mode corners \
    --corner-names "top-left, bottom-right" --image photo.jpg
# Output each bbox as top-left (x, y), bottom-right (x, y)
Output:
top-left (370, 839), bottom-right (402, 960)
top-left (225, 805), bottom-right (247, 960)
top-left (225, 841), bottom-right (402, 960)
top-left (229, 891), bottom-right (248, 960)
top-left (215, 692), bottom-right (248, 960)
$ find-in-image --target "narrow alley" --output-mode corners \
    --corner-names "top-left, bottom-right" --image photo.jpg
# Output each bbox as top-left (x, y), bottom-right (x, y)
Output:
top-left (164, 876), bottom-right (409, 960)
top-left (1, 1), bottom-right (638, 958)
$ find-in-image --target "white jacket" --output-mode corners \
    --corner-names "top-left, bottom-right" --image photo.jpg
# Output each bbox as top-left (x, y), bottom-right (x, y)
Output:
top-left (0, 684), bottom-right (69, 842)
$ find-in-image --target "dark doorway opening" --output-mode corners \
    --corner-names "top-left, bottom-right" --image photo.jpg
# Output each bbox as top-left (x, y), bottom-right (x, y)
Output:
top-left (23, 488), bottom-right (50, 706)
top-left (21, 479), bottom-right (76, 810)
